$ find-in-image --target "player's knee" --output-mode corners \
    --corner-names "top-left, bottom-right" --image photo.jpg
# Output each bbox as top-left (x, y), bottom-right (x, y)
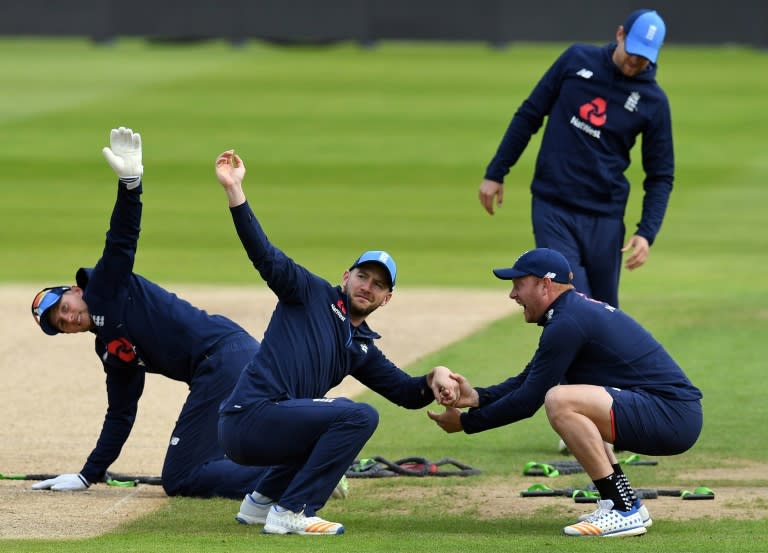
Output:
top-left (342, 402), bottom-right (379, 438)
top-left (161, 470), bottom-right (182, 496)
top-left (544, 386), bottom-right (576, 431)
top-left (356, 402), bottom-right (380, 432)
top-left (544, 386), bottom-right (567, 416)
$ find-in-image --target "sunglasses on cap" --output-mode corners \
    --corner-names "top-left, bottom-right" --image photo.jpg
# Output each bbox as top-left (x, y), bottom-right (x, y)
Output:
top-left (31, 286), bottom-right (71, 335)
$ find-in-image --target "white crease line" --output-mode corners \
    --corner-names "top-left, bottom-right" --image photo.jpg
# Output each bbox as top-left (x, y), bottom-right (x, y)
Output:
top-left (103, 487), bottom-right (142, 515)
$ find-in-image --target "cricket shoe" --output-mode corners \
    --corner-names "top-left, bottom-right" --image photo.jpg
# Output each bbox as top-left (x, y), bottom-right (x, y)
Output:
top-left (262, 506), bottom-right (344, 535)
top-left (577, 499), bottom-right (652, 528)
top-left (235, 493), bottom-right (274, 525)
top-left (563, 499), bottom-right (647, 537)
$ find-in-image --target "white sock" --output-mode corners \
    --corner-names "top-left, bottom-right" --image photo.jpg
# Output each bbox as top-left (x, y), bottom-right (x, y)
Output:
top-left (249, 491), bottom-right (273, 505)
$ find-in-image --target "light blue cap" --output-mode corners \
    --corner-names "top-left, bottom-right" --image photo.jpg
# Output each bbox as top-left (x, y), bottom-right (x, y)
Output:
top-left (351, 250), bottom-right (397, 289)
top-left (31, 286), bottom-right (71, 335)
top-left (624, 9), bottom-right (666, 63)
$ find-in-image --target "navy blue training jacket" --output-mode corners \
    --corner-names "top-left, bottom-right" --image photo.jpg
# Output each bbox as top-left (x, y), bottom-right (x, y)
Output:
top-left (77, 180), bottom-right (250, 483)
top-left (485, 43), bottom-right (674, 245)
top-left (460, 290), bottom-right (702, 434)
top-left (219, 201), bottom-right (434, 412)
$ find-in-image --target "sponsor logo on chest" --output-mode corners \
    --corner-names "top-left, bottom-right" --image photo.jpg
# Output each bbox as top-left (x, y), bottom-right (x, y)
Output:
top-left (331, 299), bottom-right (347, 322)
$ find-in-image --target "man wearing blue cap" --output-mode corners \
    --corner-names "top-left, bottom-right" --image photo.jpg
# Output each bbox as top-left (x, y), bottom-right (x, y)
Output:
top-left (478, 9), bottom-right (672, 310)
top-left (428, 248), bottom-right (702, 537)
top-left (30, 127), bottom-right (275, 500)
top-left (213, 149), bottom-right (459, 535)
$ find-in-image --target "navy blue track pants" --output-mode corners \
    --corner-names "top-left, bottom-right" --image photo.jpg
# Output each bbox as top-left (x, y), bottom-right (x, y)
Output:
top-left (161, 333), bottom-right (268, 499)
top-left (219, 396), bottom-right (378, 516)
top-left (532, 197), bottom-right (624, 307)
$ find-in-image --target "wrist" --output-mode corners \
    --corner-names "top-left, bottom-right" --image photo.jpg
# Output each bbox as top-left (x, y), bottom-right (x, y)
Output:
top-left (119, 176), bottom-right (141, 190)
top-left (225, 186), bottom-right (246, 208)
top-left (469, 389), bottom-right (480, 408)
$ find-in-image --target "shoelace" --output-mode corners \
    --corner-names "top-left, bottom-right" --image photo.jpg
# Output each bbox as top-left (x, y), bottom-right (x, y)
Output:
top-left (581, 500), bottom-right (615, 523)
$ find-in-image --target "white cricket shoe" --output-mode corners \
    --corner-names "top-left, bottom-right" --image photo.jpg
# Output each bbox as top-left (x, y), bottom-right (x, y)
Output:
top-left (236, 493), bottom-right (274, 525)
top-left (262, 506), bottom-right (344, 535)
top-left (578, 500), bottom-right (652, 528)
top-left (564, 499), bottom-right (647, 537)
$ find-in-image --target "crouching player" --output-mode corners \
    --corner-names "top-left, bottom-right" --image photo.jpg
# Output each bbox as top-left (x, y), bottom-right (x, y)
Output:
top-left (428, 248), bottom-right (702, 537)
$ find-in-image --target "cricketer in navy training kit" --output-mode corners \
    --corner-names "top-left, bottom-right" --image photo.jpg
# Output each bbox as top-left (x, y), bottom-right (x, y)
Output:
top-left (479, 9), bottom-right (674, 309)
top-left (30, 127), bottom-right (272, 499)
top-left (213, 149), bottom-right (460, 536)
top-left (428, 248), bottom-right (703, 537)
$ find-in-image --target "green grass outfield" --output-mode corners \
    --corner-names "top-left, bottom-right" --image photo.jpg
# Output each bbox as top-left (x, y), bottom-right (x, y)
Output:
top-left (1, 38), bottom-right (767, 551)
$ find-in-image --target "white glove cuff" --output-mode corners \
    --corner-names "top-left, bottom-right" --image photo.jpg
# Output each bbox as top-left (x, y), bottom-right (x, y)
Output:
top-left (120, 177), bottom-right (141, 190)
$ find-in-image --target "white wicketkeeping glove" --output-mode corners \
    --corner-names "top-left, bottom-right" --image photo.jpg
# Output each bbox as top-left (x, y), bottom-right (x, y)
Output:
top-left (102, 126), bottom-right (143, 185)
top-left (31, 473), bottom-right (90, 491)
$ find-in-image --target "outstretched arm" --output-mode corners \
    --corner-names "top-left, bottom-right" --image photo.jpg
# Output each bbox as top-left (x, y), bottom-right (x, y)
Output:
top-left (91, 127), bottom-right (144, 293)
top-left (215, 149), bottom-right (318, 303)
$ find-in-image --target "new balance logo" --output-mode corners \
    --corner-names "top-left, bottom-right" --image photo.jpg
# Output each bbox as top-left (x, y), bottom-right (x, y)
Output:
top-left (92, 315), bottom-right (105, 327)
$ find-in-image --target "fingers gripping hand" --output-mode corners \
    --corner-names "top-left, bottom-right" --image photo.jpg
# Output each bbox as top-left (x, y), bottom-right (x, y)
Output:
top-left (428, 365), bottom-right (461, 406)
top-left (437, 384), bottom-right (460, 406)
top-left (102, 126), bottom-right (143, 182)
top-left (449, 373), bottom-right (478, 408)
top-left (31, 473), bottom-right (89, 491)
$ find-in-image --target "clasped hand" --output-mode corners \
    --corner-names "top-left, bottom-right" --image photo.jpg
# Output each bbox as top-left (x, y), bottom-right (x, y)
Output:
top-left (426, 366), bottom-right (477, 433)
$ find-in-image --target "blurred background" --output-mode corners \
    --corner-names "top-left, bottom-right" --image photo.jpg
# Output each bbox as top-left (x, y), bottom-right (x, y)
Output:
top-left (0, 1), bottom-right (766, 48)
top-left (1, 1), bottom-right (766, 290)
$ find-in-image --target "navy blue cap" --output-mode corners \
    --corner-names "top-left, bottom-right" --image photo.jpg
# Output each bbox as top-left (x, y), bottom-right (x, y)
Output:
top-left (350, 250), bottom-right (397, 289)
top-left (31, 286), bottom-right (71, 335)
top-left (623, 9), bottom-right (666, 63)
top-left (493, 248), bottom-right (573, 284)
